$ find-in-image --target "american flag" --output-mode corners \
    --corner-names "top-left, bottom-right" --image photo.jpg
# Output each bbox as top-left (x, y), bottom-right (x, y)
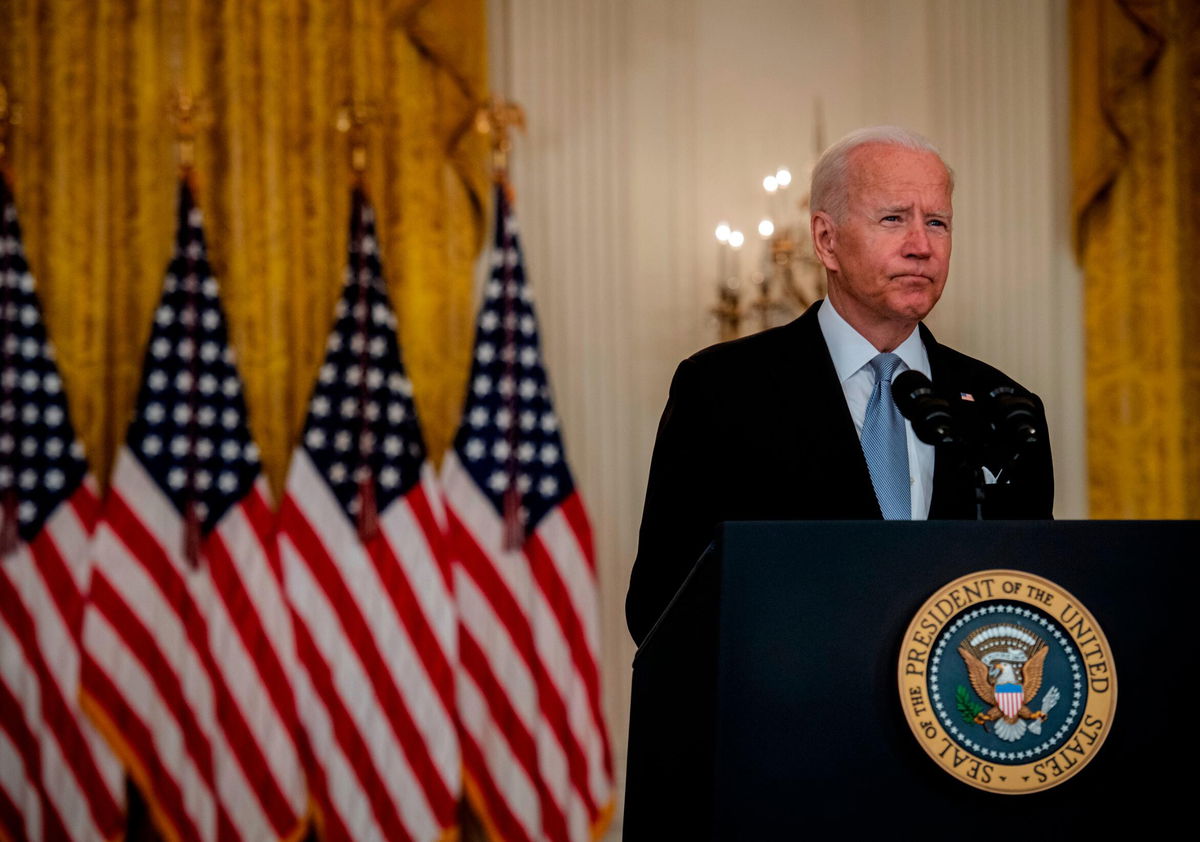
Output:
top-left (78, 180), bottom-right (307, 842)
top-left (277, 188), bottom-right (459, 842)
top-left (442, 184), bottom-right (613, 842)
top-left (0, 175), bottom-right (125, 842)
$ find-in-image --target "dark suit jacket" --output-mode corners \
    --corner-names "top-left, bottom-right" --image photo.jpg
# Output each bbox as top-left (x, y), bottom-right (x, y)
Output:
top-left (625, 300), bottom-right (1053, 645)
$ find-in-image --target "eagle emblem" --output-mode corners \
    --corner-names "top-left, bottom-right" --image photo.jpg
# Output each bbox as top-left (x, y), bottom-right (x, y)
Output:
top-left (956, 623), bottom-right (1061, 742)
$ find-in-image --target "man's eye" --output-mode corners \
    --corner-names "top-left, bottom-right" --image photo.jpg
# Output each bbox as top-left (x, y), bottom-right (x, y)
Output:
top-left (928, 219), bottom-right (947, 228)
top-left (881, 215), bottom-right (901, 223)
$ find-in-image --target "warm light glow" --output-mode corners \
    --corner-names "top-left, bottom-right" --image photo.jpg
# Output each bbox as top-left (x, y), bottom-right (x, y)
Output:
top-left (775, 167), bottom-right (792, 187)
top-left (728, 230), bottom-right (745, 249)
top-left (762, 175), bottom-right (778, 193)
top-left (758, 219), bottom-right (775, 238)
top-left (715, 222), bottom-right (731, 243)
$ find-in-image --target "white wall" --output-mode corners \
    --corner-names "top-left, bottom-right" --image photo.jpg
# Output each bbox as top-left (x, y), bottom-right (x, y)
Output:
top-left (486, 0), bottom-right (1083, 833)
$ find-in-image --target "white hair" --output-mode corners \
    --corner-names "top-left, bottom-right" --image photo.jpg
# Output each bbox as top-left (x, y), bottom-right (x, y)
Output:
top-left (810, 126), bottom-right (954, 221)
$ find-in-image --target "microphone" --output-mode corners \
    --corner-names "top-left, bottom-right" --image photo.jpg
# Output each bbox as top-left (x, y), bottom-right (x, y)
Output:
top-left (984, 385), bottom-right (1041, 446)
top-left (892, 370), bottom-right (959, 446)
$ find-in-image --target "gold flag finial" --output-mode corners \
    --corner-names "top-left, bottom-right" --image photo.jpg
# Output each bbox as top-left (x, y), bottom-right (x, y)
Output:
top-left (475, 98), bottom-right (526, 187)
top-left (336, 100), bottom-right (378, 180)
top-left (169, 88), bottom-right (211, 175)
top-left (0, 83), bottom-right (22, 168)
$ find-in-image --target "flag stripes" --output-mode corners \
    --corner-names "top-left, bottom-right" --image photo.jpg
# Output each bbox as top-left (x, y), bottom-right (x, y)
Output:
top-left (83, 458), bottom-right (305, 842)
top-left (282, 458), bottom-right (457, 842)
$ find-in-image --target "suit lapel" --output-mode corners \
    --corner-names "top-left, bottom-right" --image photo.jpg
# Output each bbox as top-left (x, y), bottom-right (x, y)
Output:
top-left (780, 302), bottom-right (881, 519)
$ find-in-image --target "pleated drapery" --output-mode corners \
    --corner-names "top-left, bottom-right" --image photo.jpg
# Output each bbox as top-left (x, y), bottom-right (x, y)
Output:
top-left (0, 0), bottom-right (490, 494)
top-left (1071, 0), bottom-right (1200, 517)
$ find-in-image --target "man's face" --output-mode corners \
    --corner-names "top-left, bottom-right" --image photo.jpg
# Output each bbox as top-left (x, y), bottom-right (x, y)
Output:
top-left (816, 144), bottom-right (952, 337)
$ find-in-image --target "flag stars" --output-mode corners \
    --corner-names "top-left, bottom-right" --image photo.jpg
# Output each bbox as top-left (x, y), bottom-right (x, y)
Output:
top-left (380, 466), bottom-right (399, 488)
top-left (470, 407), bottom-right (489, 428)
top-left (218, 472), bottom-right (237, 493)
top-left (149, 370), bottom-right (168, 391)
top-left (221, 408), bottom-right (238, 429)
top-left (200, 341), bottom-right (219, 361)
top-left (488, 471), bottom-right (508, 492)
top-left (465, 438), bottom-right (485, 461)
top-left (306, 428), bottom-right (326, 450)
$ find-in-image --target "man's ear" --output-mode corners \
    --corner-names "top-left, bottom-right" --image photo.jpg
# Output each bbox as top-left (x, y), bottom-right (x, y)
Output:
top-left (811, 211), bottom-right (839, 272)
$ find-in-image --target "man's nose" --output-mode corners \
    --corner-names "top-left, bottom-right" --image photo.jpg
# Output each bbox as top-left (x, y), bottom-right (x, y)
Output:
top-left (903, 222), bottom-right (932, 259)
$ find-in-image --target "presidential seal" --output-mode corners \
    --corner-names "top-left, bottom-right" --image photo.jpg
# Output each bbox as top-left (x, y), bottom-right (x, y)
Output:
top-left (898, 570), bottom-right (1116, 794)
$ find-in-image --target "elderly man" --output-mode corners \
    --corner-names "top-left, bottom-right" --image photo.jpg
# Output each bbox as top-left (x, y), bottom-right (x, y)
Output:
top-left (625, 126), bottom-right (1053, 645)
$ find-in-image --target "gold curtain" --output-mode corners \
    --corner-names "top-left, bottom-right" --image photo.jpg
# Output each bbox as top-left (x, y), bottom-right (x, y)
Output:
top-left (1071, 0), bottom-right (1200, 518)
top-left (0, 0), bottom-right (490, 496)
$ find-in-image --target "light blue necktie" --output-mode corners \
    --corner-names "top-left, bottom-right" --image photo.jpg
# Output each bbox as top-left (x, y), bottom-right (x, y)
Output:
top-left (861, 353), bottom-right (911, 520)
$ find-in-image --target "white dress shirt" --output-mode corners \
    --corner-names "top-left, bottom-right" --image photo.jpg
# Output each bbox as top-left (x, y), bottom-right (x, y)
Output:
top-left (817, 299), bottom-right (934, 519)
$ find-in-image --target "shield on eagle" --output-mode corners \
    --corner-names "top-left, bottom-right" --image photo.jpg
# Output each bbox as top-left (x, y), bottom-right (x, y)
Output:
top-left (995, 683), bottom-right (1024, 719)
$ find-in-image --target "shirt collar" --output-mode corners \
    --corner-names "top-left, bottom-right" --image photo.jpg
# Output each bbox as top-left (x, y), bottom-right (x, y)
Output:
top-left (817, 298), bottom-right (931, 382)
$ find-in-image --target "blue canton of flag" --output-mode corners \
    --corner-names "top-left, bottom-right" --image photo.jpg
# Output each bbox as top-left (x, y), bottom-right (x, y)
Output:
top-left (0, 183), bottom-right (87, 544)
top-left (300, 188), bottom-right (426, 531)
top-left (126, 181), bottom-right (260, 543)
top-left (452, 186), bottom-right (572, 544)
